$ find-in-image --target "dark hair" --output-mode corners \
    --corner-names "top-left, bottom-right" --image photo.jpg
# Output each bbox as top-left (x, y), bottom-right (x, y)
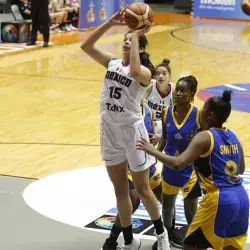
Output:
top-left (155, 59), bottom-right (171, 77)
top-left (140, 51), bottom-right (155, 76)
top-left (139, 35), bottom-right (148, 50)
top-left (207, 90), bottom-right (232, 124)
top-left (124, 32), bottom-right (155, 76)
top-left (125, 31), bottom-right (148, 50)
top-left (177, 75), bottom-right (198, 102)
top-left (138, 35), bottom-right (155, 76)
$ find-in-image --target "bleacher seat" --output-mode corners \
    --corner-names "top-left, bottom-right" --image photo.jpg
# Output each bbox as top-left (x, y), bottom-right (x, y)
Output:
top-left (11, 4), bottom-right (31, 23)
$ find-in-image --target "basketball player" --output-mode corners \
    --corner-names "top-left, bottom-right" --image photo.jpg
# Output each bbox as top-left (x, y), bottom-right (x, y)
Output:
top-left (49, 0), bottom-right (68, 32)
top-left (144, 59), bottom-right (174, 138)
top-left (151, 76), bottom-right (201, 250)
top-left (102, 101), bottom-right (162, 250)
top-left (137, 90), bottom-right (249, 250)
top-left (81, 8), bottom-right (170, 250)
top-left (139, 39), bottom-right (181, 249)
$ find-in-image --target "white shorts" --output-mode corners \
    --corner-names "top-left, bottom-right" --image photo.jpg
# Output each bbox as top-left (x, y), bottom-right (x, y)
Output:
top-left (154, 120), bottom-right (162, 137)
top-left (100, 119), bottom-right (155, 172)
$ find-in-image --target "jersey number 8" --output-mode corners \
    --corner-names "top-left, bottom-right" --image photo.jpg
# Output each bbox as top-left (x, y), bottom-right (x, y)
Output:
top-left (225, 160), bottom-right (240, 184)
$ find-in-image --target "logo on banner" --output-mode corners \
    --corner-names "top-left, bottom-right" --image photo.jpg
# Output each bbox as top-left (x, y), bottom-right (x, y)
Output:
top-left (87, 0), bottom-right (95, 23)
top-left (193, 0), bottom-right (250, 20)
top-left (23, 165), bottom-right (250, 243)
top-left (100, 0), bottom-right (107, 20)
top-left (120, 0), bottom-right (125, 9)
top-left (200, 0), bottom-right (236, 5)
top-left (85, 169), bottom-right (250, 237)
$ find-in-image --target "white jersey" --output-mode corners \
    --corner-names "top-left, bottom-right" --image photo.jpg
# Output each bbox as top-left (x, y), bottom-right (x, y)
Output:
top-left (146, 79), bottom-right (174, 137)
top-left (100, 59), bottom-right (147, 126)
top-left (147, 79), bottom-right (174, 121)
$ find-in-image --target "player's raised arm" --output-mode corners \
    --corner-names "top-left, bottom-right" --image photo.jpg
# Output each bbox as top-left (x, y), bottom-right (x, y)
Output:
top-left (129, 25), bottom-right (152, 86)
top-left (81, 8), bottom-right (127, 68)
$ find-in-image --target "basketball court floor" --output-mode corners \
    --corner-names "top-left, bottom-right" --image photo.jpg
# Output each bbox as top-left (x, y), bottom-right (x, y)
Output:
top-left (1, 11), bottom-right (250, 250)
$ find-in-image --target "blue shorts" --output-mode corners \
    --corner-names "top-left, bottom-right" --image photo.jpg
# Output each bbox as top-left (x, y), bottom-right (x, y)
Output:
top-left (185, 185), bottom-right (249, 250)
top-left (162, 165), bottom-right (201, 198)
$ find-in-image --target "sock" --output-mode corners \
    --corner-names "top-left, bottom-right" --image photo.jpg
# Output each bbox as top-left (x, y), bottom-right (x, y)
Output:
top-left (108, 223), bottom-right (122, 242)
top-left (171, 217), bottom-right (176, 230)
top-left (152, 217), bottom-right (164, 235)
top-left (122, 225), bottom-right (133, 245)
top-left (167, 227), bottom-right (174, 240)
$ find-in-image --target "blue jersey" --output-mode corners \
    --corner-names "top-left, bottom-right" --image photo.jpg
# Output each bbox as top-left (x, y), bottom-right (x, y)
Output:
top-left (163, 105), bottom-right (200, 158)
top-left (141, 103), bottom-right (153, 134)
top-left (161, 105), bottom-right (200, 190)
top-left (195, 128), bottom-right (243, 191)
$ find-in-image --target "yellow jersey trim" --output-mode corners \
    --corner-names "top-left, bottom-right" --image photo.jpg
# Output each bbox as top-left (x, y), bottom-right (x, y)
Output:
top-left (141, 104), bottom-right (146, 118)
top-left (200, 130), bottom-right (214, 158)
top-left (149, 108), bottom-right (153, 121)
top-left (196, 109), bottom-right (201, 129)
top-left (162, 107), bottom-right (169, 124)
top-left (172, 104), bottom-right (194, 130)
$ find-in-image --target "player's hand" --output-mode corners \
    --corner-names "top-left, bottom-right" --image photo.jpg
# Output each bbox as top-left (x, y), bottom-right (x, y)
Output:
top-left (133, 24), bottom-right (152, 36)
top-left (107, 7), bottom-right (128, 26)
top-left (136, 137), bottom-right (157, 155)
top-left (149, 133), bottom-right (161, 146)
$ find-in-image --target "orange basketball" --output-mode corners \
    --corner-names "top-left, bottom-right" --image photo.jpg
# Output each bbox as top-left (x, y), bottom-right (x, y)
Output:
top-left (124, 2), bottom-right (154, 30)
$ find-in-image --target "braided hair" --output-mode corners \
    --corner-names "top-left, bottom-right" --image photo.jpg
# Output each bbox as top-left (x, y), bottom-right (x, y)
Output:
top-left (177, 75), bottom-right (198, 103)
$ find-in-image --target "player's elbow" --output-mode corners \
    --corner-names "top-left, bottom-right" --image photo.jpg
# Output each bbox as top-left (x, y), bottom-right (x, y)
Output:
top-left (81, 40), bottom-right (91, 52)
top-left (130, 70), bottom-right (139, 79)
top-left (172, 158), bottom-right (185, 170)
top-left (80, 43), bottom-right (88, 52)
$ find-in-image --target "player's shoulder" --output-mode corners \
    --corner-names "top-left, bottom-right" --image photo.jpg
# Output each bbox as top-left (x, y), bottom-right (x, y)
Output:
top-left (169, 81), bottom-right (175, 89)
top-left (162, 105), bottom-right (172, 120)
top-left (108, 58), bottom-right (121, 67)
top-left (150, 79), bottom-right (157, 85)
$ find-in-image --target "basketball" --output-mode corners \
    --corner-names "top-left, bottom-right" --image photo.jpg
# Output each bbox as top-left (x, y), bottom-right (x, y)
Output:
top-left (242, 0), bottom-right (250, 15)
top-left (124, 2), bottom-right (154, 30)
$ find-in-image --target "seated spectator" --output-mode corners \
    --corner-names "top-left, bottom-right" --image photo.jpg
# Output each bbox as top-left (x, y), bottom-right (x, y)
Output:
top-left (18, 0), bottom-right (31, 20)
top-left (49, 0), bottom-right (67, 32)
top-left (49, 15), bottom-right (62, 33)
top-left (72, 0), bottom-right (80, 8)
top-left (51, 0), bottom-right (78, 30)
top-left (65, 0), bottom-right (79, 27)
top-left (65, 0), bottom-right (79, 13)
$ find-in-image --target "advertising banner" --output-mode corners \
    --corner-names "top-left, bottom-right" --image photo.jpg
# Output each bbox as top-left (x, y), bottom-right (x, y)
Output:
top-left (79, 0), bottom-right (144, 30)
top-left (193, 0), bottom-right (250, 21)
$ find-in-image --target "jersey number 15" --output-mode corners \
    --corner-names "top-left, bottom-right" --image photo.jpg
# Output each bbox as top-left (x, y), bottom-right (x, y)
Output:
top-left (109, 87), bottom-right (122, 99)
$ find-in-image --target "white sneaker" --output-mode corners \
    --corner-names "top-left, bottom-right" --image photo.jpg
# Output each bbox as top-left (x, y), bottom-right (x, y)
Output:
top-left (69, 24), bottom-right (78, 30)
top-left (64, 25), bottom-right (72, 31)
top-left (155, 228), bottom-right (171, 250)
top-left (122, 238), bottom-right (141, 250)
top-left (54, 28), bottom-right (63, 33)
